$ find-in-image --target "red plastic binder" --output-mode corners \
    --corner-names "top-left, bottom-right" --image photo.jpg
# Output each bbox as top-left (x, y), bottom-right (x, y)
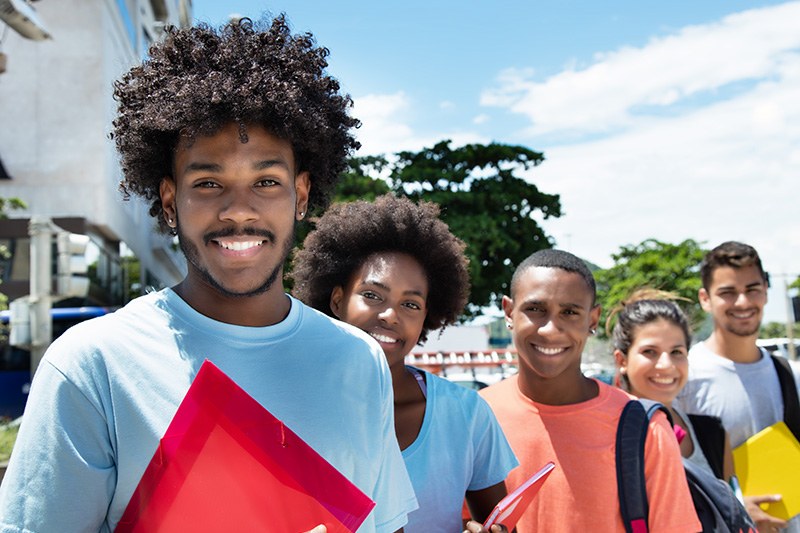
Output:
top-left (115, 360), bottom-right (375, 533)
top-left (483, 461), bottom-right (556, 531)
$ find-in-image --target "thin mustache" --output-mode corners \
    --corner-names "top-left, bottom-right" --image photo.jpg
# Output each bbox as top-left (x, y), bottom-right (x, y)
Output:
top-left (203, 228), bottom-right (276, 246)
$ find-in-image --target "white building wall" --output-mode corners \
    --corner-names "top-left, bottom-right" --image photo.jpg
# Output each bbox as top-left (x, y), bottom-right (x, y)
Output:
top-left (0, 0), bottom-right (189, 291)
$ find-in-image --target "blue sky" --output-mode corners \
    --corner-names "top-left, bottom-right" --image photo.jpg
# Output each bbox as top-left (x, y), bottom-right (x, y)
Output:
top-left (192, 1), bottom-right (800, 323)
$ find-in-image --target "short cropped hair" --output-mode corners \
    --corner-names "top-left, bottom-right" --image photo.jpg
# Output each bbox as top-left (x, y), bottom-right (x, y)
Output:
top-left (112, 15), bottom-right (359, 232)
top-left (291, 194), bottom-right (470, 344)
top-left (700, 241), bottom-right (768, 291)
top-left (510, 249), bottom-right (596, 304)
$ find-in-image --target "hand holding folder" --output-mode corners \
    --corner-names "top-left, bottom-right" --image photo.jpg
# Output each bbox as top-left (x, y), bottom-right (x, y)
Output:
top-left (482, 461), bottom-right (556, 531)
top-left (732, 421), bottom-right (800, 521)
top-left (115, 360), bottom-right (375, 533)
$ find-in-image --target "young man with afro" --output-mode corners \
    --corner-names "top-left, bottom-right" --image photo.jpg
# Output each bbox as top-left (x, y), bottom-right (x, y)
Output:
top-left (0, 17), bottom-right (416, 533)
top-left (292, 194), bottom-right (518, 533)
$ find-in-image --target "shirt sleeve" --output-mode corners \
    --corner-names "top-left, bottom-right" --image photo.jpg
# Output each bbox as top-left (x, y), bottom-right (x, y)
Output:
top-left (0, 359), bottom-right (116, 533)
top-left (644, 411), bottom-right (702, 533)
top-left (369, 362), bottom-right (418, 533)
top-left (467, 395), bottom-right (519, 491)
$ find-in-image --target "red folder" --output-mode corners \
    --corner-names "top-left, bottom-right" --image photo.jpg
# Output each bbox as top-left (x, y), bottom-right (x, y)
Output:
top-left (115, 360), bottom-right (375, 532)
top-left (483, 461), bottom-right (556, 531)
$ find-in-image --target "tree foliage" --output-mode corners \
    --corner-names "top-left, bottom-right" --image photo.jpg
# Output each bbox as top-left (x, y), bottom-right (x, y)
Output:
top-left (595, 239), bottom-right (708, 336)
top-left (326, 140), bottom-right (561, 315)
top-left (760, 321), bottom-right (800, 339)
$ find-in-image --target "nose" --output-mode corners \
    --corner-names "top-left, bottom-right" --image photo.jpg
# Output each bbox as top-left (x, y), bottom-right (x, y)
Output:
top-left (219, 187), bottom-right (259, 224)
top-left (734, 292), bottom-right (749, 307)
top-left (377, 304), bottom-right (399, 325)
top-left (654, 351), bottom-right (672, 369)
top-left (538, 317), bottom-right (559, 336)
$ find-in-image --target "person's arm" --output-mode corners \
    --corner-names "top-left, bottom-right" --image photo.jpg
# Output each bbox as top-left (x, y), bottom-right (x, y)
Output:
top-left (0, 359), bottom-right (115, 531)
top-left (465, 481), bottom-right (508, 524)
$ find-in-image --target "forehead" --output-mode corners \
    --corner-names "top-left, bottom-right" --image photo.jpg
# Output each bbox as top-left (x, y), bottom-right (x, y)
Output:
top-left (514, 266), bottom-right (594, 308)
top-left (349, 252), bottom-right (429, 292)
top-left (708, 265), bottom-right (765, 290)
top-left (173, 123), bottom-right (296, 173)
top-left (630, 319), bottom-right (687, 345)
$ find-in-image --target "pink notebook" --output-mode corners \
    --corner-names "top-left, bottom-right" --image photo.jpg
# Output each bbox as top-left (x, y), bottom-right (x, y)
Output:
top-left (483, 461), bottom-right (556, 531)
top-left (115, 360), bottom-right (375, 533)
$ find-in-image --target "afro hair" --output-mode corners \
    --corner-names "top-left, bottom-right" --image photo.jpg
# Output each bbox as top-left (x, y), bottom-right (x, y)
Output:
top-left (291, 194), bottom-right (470, 344)
top-left (112, 15), bottom-right (360, 232)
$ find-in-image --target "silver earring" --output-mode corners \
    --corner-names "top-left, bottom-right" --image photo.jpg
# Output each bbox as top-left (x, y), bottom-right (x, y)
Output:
top-left (506, 323), bottom-right (512, 330)
top-left (589, 329), bottom-right (596, 335)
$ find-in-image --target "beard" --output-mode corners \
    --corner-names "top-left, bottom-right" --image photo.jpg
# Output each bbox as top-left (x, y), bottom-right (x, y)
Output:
top-left (175, 216), bottom-right (296, 299)
top-left (725, 322), bottom-right (761, 338)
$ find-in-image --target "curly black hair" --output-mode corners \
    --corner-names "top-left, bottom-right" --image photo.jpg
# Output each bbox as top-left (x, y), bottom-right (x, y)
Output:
top-left (112, 15), bottom-right (360, 232)
top-left (291, 194), bottom-right (470, 344)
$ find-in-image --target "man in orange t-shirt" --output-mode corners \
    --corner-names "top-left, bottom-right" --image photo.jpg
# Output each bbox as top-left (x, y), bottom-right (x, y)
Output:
top-left (479, 249), bottom-right (701, 533)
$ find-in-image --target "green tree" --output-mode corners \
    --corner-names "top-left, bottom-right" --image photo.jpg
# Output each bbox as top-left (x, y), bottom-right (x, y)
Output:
top-left (348, 140), bottom-right (560, 315)
top-left (595, 239), bottom-right (708, 336)
top-left (0, 196), bottom-right (26, 312)
top-left (760, 321), bottom-right (800, 339)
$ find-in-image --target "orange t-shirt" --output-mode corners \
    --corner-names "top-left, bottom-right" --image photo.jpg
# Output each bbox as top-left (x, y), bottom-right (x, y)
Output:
top-left (481, 376), bottom-right (701, 533)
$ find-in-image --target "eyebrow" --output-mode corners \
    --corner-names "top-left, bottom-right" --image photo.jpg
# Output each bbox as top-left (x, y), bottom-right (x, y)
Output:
top-left (522, 299), bottom-right (585, 310)
top-left (715, 281), bottom-right (764, 291)
top-left (183, 159), bottom-right (291, 175)
top-left (359, 279), bottom-right (425, 298)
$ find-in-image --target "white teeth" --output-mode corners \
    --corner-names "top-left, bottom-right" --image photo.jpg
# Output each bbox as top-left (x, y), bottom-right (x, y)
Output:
top-left (370, 333), bottom-right (399, 344)
top-left (536, 346), bottom-right (564, 355)
top-left (218, 241), bottom-right (262, 251)
top-left (651, 377), bottom-right (676, 385)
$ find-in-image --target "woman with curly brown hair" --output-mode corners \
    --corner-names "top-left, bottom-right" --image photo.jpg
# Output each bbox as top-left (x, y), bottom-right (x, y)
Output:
top-left (293, 194), bottom-right (518, 533)
top-left (0, 17), bottom-right (416, 533)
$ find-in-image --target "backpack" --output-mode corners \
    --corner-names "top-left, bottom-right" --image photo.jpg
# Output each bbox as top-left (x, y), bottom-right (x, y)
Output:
top-left (615, 399), bottom-right (757, 533)
top-left (771, 354), bottom-right (800, 441)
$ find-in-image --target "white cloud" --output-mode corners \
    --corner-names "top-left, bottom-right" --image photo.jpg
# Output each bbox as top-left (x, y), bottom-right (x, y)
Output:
top-left (481, 2), bottom-right (800, 138)
top-left (352, 91), bottom-right (489, 156)
top-left (473, 114), bottom-right (490, 124)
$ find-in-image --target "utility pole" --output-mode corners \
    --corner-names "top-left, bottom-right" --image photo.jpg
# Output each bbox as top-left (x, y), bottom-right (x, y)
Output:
top-left (28, 216), bottom-right (56, 377)
top-left (785, 277), bottom-right (797, 361)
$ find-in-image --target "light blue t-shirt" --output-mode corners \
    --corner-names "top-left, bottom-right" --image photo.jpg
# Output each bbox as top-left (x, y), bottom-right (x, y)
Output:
top-left (0, 289), bottom-right (416, 533)
top-left (402, 369), bottom-right (518, 532)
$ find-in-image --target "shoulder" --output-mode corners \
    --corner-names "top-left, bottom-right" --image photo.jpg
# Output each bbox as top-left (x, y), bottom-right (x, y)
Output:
top-left (428, 372), bottom-right (494, 415)
top-left (292, 298), bottom-right (383, 355)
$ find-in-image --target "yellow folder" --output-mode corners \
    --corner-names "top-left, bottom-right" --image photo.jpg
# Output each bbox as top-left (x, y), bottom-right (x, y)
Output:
top-left (732, 421), bottom-right (800, 521)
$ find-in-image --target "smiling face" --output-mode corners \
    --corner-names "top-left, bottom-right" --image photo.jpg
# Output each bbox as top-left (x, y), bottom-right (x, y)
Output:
top-left (615, 319), bottom-right (689, 406)
top-left (503, 266), bottom-right (601, 399)
top-left (330, 252), bottom-right (429, 368)
top-left (699, 265), bottom-right (767, 338)
top-left (160, 122), bottom-right (309, 302)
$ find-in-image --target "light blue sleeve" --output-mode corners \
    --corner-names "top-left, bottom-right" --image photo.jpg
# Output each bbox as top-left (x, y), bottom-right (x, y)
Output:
top-left (466, 393), bottom-right (519, 491)
top-left (0, 359), bottom-right (116, 533)
top-left (369, 360), bottom-right (418, 533)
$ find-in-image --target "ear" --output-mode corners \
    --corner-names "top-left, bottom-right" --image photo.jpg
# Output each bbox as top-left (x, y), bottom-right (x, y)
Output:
top-left (160, 177), bottom-right (177, 226)
top-left (613, 349), bottom-right (627, 373)
top-left (502, 295), bottom-right (514, 328)
top-left (329, 285), bottom-right (345, 319)
top-left (589, 304), bottom-right (602, 332)
top-left (295, 171), bottom-right (310, 220)
top-left (698, 288), bottom-right (711, 312)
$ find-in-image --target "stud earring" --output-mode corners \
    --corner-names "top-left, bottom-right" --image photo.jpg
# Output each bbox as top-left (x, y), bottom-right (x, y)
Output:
top-left (299, 211), bottom-right (305, 217)
top-left (506, 323), bottom-right (512, 330)
top-left (589, 329), bottom-right (596, 335)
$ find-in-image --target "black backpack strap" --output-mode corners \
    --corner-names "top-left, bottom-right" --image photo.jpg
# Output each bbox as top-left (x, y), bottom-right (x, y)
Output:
top-left (771, 354), bottom-right (800, 442)
top-left (687, 413), bottom-right (726, 480)
top-left (616, 399), bottom-right (672, 533)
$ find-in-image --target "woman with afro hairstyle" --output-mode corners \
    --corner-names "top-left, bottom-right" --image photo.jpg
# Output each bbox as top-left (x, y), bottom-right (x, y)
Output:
top-left (0, 17), bottom-right (417, 533)
top-left (292, 194), bottom-right (519, 533)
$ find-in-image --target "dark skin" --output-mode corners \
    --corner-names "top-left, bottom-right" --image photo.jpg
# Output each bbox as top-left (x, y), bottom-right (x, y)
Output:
top-left (329, 253), bottom-right (508, 532)
top-left (161, 124), bottom-right (404, 533)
